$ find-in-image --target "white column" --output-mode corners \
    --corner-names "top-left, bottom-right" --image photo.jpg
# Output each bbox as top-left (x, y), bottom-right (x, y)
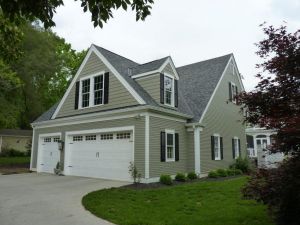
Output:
top-left (0, 136), bottom-right (2, 153)
top-left (266, 134), bottom-right (271, 145)
top-left (253, 135), bottom-right (257, 157)
top-left (145, 114), bottom-right (150, 179)
top-left (30, 128), bottom-right (35, 170)
top-left (194, 127), bottom-right (202, 175)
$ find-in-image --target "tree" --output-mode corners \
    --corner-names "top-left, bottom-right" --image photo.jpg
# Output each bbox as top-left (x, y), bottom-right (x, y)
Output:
top-left (0, 0), bottom-right (154, 28)
top-left (239, 24), bottom-right (300, 225)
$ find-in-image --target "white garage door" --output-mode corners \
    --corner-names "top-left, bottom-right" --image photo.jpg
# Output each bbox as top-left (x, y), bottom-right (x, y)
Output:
top-left (66, 131), bottom-right (133, 181)
top-left (39, 136), bottom-right (60, 173)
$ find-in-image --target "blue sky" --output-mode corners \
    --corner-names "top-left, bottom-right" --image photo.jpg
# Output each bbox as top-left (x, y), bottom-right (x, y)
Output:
top-left (53, 0), bottom-right (300, 91)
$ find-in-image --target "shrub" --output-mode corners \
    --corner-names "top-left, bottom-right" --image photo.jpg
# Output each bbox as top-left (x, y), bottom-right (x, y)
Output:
top-left (216, 168), bottom-right (228, 177)
top-left (160, 174), bottom-right (173, 185)
top-left (128, 162), bottom-right (141, 184)
top-left (227, 169), bottom-right (243, 176)
top-left (187, 172), bottom-right (198, 180)
top-left (208, 170), bottom-right (219, 178)
top-left (175, 173), bottom-right (186, 182)
top-left (230, 157), bottom-right (251, 173)
top-left (235, 169), bottom-right (243, 175)
top-left (0, 148), bottom-right (26, 157)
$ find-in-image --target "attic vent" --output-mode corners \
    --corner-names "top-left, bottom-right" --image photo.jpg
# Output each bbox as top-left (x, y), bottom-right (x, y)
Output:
top-left (128, 68), bottom-right (133, 76)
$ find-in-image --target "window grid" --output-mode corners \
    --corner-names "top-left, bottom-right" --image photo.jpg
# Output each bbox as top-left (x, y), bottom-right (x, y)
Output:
top-left (214, 136), bottom-right (221, 160)
top-left (73, 136), bottom-right (83, 142)
top-left (53, 137), bottom-right (60, 142)
top-left (116, 133), bottom-right (131, 139)
top-left (234, 138), bottom-right (239, 158)
top-left (231, 83), bottom-right (238, 103)
top-left (44, 137), bottom-right (51, 143)
top-left (164, 76), bottom-right (173, 105)
top-left (85, 135), bottom-right (96, 141)
top-left (94, 75), bottom-right (104, 105)
top-left (166, 132), bottom-right (175, 161)
top-left (81, 79), bottom-right (90, 108)
top-left (100, 133), bottom-right (114, 140)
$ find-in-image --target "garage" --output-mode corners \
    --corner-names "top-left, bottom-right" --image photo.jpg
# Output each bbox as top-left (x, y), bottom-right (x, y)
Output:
top-left (37, 135), bottom-right (61, 173)
top-left (64, 127), bottom-right (134, 181)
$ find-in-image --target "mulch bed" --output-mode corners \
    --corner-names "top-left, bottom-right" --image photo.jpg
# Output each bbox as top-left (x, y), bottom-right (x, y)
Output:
top-left (122, 175), bottom-right (244, 190)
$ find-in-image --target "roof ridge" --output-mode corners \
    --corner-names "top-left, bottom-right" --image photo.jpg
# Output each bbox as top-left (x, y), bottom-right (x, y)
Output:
top-left (177, 53), bottom-right (232, 69)
top-left (131, 56), bottom-right (169, 68)
top-left (93, 44), bottom-right (139, 65)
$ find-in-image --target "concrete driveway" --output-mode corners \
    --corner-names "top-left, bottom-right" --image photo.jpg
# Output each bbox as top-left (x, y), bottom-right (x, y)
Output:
top-left (0, 173), bottom-right (128, 225)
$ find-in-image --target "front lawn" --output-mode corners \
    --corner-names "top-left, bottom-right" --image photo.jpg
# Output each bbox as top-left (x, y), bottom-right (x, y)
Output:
top-left (82, 177), bottom-right (273, 225)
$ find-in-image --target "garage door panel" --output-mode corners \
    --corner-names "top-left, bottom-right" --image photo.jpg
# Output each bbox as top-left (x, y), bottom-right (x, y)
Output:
top-left (39, 137), bottom-right (60, 174)
top-left (66, 131), bottom-right (133, 181)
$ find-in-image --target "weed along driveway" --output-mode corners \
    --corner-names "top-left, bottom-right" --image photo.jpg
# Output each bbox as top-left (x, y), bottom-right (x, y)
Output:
top-left (0, 173), bottom-right (128, 225)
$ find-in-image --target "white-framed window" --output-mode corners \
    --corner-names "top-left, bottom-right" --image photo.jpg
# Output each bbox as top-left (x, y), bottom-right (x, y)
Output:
top-left (53, 137), bottom-right (60, 142)
top-left (79, 72), bottom-right (105, 109)
top-left (85, 135), bottom-right (96, 141)
top-left (233, 137), bottom-right (240, 159)
top-left (165, 129), bottom-right (175, 162)
top-left (94, 75), bottom-right (104, 105)
top-left (230, 82), bottom-right (238, 103)
top-left (164, 74), bottom-right (174, 106)
top-left (116, 132), bottom-right (131, 139)
top-left (81, 79), bottom-right (90, 108)
top-left (73, 136), bottom-right (83, 142)
top-left (100, 133), bottom-right (113, 140)
top-left (213, 134), bottom-right (221, 160)
top-left (44, 137), bottom-right (51, 143)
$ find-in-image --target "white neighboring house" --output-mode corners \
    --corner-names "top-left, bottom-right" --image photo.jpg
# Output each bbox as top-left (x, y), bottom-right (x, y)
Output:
top-left (246, 127), bottom-right (285, 168)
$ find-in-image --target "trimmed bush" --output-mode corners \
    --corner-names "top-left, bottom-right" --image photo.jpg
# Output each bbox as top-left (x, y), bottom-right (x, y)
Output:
top-left (227, 169), bottom-right (242, 176)
top-left (187, 172), bottom-right (198, 180)
top-left (235, 169), bottom-right (243, 175)
top-left (175, 173), bottom-right (186, 182)
top-left (216, 169), bottom-right (228, 177)
top-left (208, 170), bottom-right (219, 178)
top-left (0, 148), bottom-right (26, 157)
top-left (230, 157), bottom-right (252, 173)
top-left (160, 174), bottom-right (173, 185)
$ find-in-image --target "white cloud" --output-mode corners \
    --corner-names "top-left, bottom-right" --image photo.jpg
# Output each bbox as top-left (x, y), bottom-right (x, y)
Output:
top-left (52, 0), bottom-right (300, 91)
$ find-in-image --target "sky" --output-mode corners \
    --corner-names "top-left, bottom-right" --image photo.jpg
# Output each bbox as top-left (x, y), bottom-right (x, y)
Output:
top-left (52, 0), bottom-right (300, 91)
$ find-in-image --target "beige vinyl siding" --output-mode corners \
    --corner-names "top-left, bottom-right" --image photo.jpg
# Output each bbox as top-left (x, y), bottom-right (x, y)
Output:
top-left (56, 52), bottom-right (138, 118)
top-left (186, 132), bottom-right (195, 172)
top-left (162, 63), bottom-right (175, 76)
top-left (0, 136), bottom-right (31, 152)
top-left (149, 116), bottom-right (189, 177)
top-left (31, 116), bottom-right (145, 177)
top-left (136, 73), bottom-right (160, 103)
top-left (200, 62), bottom-right (246, 174)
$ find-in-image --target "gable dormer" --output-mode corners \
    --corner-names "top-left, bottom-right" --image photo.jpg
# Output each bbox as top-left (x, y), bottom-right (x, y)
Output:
top-left (134, 57), bottom-right (179, 108)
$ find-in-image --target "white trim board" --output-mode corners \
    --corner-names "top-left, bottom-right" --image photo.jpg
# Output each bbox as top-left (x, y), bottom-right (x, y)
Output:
top-left (51, 45), bottom-right (145, 119)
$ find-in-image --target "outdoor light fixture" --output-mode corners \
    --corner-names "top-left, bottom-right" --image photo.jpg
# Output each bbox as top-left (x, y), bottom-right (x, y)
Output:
top-left (58, 140), bottom-right (64, 151)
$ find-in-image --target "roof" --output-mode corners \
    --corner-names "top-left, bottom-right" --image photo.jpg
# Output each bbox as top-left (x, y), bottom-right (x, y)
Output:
top-left (130, 57), bottom-right (169, 76)
top-left (177, 54), bottom-right (232, 121)
top-left (34, 46), bottom-right (232, 123)
top-left (0, 129), bottom-right (32, 137)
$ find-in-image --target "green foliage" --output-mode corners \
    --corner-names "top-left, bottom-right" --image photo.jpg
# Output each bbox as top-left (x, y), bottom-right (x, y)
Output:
top-left (0, 156), bottom-right (30, 166)
top-left (216, 169), bottom-right (228, 177)
top-left (208, 170), bottom-right (219, 178)
top-left (230, 157), bottom-right (251, 173)
top-left (175, 173), bottom-right (186, 182)
top-left (187, 172), bottom-right (198, 180)
top-left (227, 169), bottom-right (243, 176)
top-left (82, 177), bottom-right (273, 225)
top-left (128, 162), bottom-right (141, 184)
top-left (0, 148), bottom-right (27, 157)
top-left (159, 174), bottom-right (173, 185)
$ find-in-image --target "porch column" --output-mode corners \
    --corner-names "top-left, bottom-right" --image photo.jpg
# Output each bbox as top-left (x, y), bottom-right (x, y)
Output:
top-left (194, 126), bottom-right (203, 175)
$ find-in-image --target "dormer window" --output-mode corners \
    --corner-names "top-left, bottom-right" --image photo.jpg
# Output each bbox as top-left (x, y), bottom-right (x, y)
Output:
top-left (164, 75), bottom-right (174, 106)
top-left (81, 79), bottom-right (90, 108)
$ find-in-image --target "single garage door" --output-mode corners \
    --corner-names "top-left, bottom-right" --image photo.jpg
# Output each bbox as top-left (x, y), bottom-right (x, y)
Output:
top-left (38, 136), bottom-right (60, 173)
top-left (66, 131), bottom-right (133, 181)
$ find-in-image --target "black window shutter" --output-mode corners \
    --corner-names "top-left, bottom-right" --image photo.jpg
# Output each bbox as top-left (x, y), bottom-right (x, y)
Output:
top-left (74, 81), bottom-right (80, 110)
top-left (160, 131), bottom-right (166, 162)
top-left (220, 137), bottom-right (224, 160)
top-left (238, 139), bottom-right (241, 157)
top-left (104, 72), bottom-right (109, 104)
top-left (160, 73), bottom-right (164, 104)
top-left (175, 133), bottom-right (179, 161)
top-left (211, 136), bottom-right (215, 160)
top-left (229, 82), bottom-right (232, 101)
top-left (174, 80), bottom-right (178, 108)
top-left (232, 138), bottom-right (235, 159)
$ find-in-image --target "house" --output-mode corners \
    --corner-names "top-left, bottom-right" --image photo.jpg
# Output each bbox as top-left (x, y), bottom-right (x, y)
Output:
top-left (246, 127), bottom-right (284, 168)
top-left (0, 129), bottom-right (32, 153)
top-left (30, 45), bottom-right (246, 182)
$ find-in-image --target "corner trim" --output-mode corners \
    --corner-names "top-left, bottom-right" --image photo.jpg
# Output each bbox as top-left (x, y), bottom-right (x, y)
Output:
top-left (145, 114), bottom-right (150, 179)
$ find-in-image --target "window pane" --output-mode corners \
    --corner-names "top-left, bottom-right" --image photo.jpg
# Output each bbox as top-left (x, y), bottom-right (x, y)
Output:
top-left (164, 77), bottom-right (172, 91)
top-left (167, 133), bottom-right (173, 145)
top-left (94, 75), bottom-right (103, 105)
top-left (167, 146), bottom-right (173, 159)
top-left (81, 79), bottom-right (90, 107)
top-left (214, 137), bottom-right (219, 158)
top-left (164, 76), bottom-right (173, 105)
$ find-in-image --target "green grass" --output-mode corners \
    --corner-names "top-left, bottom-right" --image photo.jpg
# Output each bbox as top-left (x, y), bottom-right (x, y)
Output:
top-left (0, 157), bottom-right (30, 166)
top-left (82, 177), bottom-right (273, 225)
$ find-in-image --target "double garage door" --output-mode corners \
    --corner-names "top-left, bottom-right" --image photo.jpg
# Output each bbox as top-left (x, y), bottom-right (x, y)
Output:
top-left (38, 129), bottom-right (134, 181)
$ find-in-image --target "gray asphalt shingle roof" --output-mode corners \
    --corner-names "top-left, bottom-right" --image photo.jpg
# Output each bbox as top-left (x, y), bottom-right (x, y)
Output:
top-left (0, 129), bottom-right (32, 136)
top-left (177, 54), bottom-right (232, 122)
top-left (33, 46), bottom-right (231, 124)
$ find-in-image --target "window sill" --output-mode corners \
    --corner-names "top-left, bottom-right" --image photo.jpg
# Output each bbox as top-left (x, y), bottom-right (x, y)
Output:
top-left (78, 103), bottom-right (104, 110)
top-left (165, 159), bottom-right (175, 162)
